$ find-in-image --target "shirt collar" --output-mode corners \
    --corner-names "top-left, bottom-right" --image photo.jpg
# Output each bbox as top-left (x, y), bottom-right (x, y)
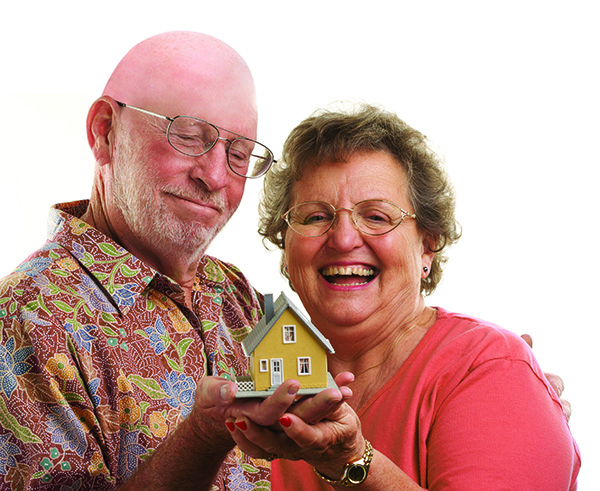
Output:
top-left (48, 201), bottom-right (232, 313)
top-left (49, 201), bottom-right (157, 314)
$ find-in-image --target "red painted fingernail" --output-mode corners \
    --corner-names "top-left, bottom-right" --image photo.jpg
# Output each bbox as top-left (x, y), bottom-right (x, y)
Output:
top-left (235, 421), bottom-right (248, 431)
top-left (225, 421), bottom-right (236, 432)
top-left (279, 416), bottom-right (292, 428)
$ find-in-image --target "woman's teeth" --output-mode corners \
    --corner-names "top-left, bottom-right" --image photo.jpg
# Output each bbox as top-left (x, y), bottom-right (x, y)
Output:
top-left (321, 266), bottom-right (375, 285)
top-left (322, 266), bottom-right (374, 276)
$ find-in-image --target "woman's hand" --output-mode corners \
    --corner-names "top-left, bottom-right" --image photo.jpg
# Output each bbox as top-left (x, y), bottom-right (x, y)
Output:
top-left (225, 372), bottom-right (363, 474)
top-left (287, 371), bottom-right (354, 424)
top-left (227, 395), bottom-right (366, 478)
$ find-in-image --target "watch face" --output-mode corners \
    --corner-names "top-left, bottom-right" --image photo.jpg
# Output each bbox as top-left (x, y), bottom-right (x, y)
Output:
top-left (347, 464), bottom-right (367, 484)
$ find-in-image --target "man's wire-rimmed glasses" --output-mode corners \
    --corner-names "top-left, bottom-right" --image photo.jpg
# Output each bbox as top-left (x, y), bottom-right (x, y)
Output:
top-left (117, 101), bottom-right (275, 178)
top-left (282, 199), bottom-right (417, 237)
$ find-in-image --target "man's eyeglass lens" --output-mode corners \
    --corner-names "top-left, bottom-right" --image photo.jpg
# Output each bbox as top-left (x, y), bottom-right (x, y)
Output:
top-left (167, 116), bottom-right (273, 178)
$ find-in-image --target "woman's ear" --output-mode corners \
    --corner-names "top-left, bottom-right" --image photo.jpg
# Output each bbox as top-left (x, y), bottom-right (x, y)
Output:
top-left (421, 234), bottom-right (437, 277)
top-left (282, 252), bottom-right (289, 275)
top-left (86, 97), bottom-right (118, 166)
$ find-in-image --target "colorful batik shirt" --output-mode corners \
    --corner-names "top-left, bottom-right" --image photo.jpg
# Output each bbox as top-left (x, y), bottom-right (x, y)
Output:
top-left (0, 201), bottom-right (270, 490)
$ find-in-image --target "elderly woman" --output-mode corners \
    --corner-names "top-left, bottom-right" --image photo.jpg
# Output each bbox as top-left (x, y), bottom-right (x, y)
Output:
top-left (229, 104), bottom-right (580, 489)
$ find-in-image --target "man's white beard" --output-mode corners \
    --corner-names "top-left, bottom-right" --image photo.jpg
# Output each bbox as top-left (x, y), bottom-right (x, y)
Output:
top-left (113, 155), bottom-right (234, 258)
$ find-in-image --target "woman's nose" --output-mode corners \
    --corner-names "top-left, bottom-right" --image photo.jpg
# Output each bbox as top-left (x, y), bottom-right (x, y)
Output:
top-left (326, 210), bottom-right (364, 250)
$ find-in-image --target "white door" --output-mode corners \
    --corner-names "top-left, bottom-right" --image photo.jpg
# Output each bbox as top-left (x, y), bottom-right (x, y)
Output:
top-left (270, 358), bottom-right (283, 387)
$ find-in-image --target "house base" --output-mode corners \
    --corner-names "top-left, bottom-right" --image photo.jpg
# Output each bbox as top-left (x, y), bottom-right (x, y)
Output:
top-left (234, 372), bottom-right (339, 399)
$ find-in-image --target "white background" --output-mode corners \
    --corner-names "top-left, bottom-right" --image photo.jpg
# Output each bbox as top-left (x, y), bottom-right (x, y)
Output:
top-left (1, 1), bottom-right (596, 486)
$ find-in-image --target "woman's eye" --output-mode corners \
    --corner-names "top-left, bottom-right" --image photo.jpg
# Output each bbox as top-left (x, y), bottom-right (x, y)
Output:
top-left (367, 214), bottom-right (388, 223)
top-left (360, 210), bottom-right (394, 227)
top-left (303, 213), bottom-right (332, 225)
top-left (363, 210), bottom-right (388, 221)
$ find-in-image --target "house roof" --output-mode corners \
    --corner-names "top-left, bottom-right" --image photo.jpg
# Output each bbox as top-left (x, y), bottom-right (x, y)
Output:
top-left (242, 292), bottom-right (335, 356)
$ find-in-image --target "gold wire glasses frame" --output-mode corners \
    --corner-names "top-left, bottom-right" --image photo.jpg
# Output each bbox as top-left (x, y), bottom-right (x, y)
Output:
top-left (282, 199), bottom-right (417, 237)
top-left (116, 101), bottom-right (275, 178)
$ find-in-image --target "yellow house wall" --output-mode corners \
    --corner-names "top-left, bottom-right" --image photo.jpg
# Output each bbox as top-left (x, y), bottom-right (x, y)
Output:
top-left (250, 309), bottom-right (329, 391)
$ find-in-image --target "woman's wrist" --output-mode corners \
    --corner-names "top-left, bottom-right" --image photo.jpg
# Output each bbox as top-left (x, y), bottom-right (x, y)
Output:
top-left (314, 439), bottom-right (373, 487)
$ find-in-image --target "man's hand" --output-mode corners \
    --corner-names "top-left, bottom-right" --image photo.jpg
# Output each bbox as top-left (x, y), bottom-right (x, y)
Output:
top-left (117, 375), bottom-right (302, 491)
top-left (521, 334), bottom-right (572, 421)
top-left (191, 375), bottom-right (302, 448)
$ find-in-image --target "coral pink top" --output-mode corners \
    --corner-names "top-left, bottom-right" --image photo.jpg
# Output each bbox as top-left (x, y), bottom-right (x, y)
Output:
top-left (273, 308), bottom-right (580, 490)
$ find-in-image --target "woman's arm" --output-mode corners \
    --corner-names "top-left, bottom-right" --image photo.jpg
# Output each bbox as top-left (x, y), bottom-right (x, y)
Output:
top-left (228, 398), bottom-right (426, 490)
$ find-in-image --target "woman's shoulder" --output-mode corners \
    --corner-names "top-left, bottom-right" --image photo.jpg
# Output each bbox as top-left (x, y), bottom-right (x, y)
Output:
top-left (425, 307), bottom-right (535, 366)
top-left (400, 307), bottom-right (548, 415)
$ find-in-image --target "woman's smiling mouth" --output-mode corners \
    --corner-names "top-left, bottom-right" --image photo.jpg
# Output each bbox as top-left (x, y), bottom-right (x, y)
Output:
top-left (321, 265), bottom-right (377, 286)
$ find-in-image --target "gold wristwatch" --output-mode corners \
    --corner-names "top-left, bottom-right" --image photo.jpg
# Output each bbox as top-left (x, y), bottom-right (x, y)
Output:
top-left (314, 439), bottom-right (373, 487)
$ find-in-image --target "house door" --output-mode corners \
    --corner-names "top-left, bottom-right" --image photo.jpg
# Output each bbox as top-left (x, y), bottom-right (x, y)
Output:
top-left (270, 358), bottom-right (283, 387)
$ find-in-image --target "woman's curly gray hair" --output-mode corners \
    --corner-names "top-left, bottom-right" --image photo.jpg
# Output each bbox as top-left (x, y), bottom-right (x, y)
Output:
top-left (258, 103), bottom-right (461, 296)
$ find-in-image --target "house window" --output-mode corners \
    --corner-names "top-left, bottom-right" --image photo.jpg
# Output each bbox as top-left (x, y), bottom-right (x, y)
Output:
top-left (298, 357), bottom-right (311, 375)
top-left (283, 325), bottom-right (296, 344)
top-left (259, 359), bottom-right (269, 372)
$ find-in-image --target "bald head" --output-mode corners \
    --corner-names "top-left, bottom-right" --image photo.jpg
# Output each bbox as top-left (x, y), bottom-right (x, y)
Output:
top-left (102, 31), bottom-right (257, 136)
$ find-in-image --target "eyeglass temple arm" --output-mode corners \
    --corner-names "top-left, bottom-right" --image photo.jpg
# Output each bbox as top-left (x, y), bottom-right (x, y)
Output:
top-left (116, 101), bottom-right (172, 122)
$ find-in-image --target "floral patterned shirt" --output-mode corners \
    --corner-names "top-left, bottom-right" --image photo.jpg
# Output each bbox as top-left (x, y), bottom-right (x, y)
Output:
top-left (0, 201), bottom-right (269, 490)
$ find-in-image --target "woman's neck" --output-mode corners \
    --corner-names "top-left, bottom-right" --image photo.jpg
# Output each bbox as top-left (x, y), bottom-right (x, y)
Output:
top-left (329, 306), bottom-right (438, 411)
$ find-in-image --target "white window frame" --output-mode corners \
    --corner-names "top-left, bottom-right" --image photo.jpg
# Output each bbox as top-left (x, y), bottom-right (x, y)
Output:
top-left (297, 357), bottom-right (311, 376)
top-left (259, 359), bottom-right (269, 372)
top-left (283, 325), bottom-right (297, 344)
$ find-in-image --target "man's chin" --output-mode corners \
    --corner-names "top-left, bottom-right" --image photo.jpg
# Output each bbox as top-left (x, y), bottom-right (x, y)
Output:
top-left (133, 206), bottom-right (230, 256)
top-left (165, 222), bottom-right (222, 254)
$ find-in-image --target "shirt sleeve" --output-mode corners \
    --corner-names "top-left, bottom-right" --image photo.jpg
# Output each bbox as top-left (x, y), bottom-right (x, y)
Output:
top-left (426, 357), bottom-right (580, 490)
top-left (1, 314), bottom-right (119, 490)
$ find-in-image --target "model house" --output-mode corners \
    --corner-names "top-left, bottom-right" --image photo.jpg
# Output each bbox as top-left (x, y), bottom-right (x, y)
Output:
top-left (235, 292), bottom-right (336, 397)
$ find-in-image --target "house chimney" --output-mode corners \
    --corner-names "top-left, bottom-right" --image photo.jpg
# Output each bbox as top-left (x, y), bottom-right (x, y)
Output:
top-left (264, 293), bottom-right (274, 322)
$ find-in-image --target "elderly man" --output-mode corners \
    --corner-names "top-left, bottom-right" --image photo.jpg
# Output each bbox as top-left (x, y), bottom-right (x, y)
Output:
top-left (0, 31), bottom-right (345, 491)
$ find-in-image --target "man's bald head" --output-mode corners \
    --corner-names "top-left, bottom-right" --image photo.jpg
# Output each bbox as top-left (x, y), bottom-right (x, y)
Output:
top-left (102, 31), bottom-right (257, 135)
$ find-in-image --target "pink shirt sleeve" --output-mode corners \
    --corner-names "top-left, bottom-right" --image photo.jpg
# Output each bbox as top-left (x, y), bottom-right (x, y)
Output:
top-left (426, 357), bottom-right (579, 490)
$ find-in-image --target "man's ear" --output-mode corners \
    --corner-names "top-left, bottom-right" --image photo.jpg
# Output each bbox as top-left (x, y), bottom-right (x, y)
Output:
top-left (86, 97), bottom-right (118, 166)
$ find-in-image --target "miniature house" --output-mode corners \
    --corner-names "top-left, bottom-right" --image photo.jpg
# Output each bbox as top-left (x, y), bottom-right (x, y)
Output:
top-left (235, 292), bottom-right (336, 397)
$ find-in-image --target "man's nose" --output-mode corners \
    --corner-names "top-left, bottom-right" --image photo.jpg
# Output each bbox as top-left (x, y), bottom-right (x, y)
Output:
top-left (190, 140), bottom-right (231, 190)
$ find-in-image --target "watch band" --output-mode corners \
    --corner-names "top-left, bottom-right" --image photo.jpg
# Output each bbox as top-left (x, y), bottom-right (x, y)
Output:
top-left (314, 439), bottom-right (373, 487)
